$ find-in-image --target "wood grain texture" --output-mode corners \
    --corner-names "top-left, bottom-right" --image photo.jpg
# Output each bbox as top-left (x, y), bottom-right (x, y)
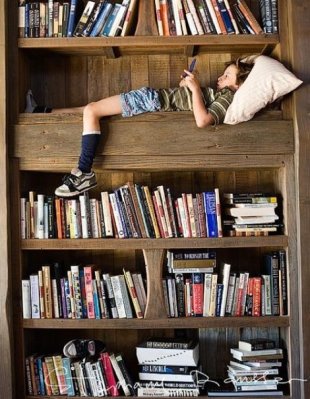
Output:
top-left (0, 0), bottom-right (13, 397)
top-left (13, 117), bottom-right (294, 160)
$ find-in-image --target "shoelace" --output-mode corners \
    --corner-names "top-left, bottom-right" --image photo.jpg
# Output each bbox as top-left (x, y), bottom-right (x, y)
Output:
top-left (62, 173), bottom-right (79, 186)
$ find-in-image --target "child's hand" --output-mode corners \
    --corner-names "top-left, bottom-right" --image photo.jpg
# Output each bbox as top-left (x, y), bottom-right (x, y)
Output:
top-left (179, 71), bottom-right (200, 92)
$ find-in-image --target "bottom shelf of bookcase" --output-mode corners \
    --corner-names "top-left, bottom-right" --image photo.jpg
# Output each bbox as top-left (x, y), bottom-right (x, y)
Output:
top-left (25, 395), bottom-right (291, 399)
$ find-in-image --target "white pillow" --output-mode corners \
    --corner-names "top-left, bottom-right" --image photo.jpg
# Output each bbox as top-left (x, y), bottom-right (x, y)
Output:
top-left (224, 55), bottom-right (303, 125)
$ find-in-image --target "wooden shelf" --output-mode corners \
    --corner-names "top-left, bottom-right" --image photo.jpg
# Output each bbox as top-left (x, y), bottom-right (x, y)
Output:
top-left (25, 396), bottom-right (291, 399)
top-left (14, 112), bottom-right (294, 171)
top-left (23, 316), bottom-right (290, 330)
top-left (21, 236), bottom-right (288, 250)
top-left (18, 35), bottom-right (279, 57)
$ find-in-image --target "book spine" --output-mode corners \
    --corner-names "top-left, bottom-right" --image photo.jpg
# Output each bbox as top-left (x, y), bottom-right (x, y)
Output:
top-left (278, 250), bottom-right (288, 315)
top-left (100, 352), bottom-right (120, 396)
top-left (192, 273), bottom-right (204, 316)
top-left (204, 191), bottom-right (218, 237)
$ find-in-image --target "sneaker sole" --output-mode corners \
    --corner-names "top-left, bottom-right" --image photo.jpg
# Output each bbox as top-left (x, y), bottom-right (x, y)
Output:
top-left (55, 182), bottom-right (97, 198)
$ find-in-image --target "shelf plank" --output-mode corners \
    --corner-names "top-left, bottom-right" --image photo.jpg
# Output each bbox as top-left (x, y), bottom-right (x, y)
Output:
top-left (21, 236), bottom-right (288, 250)
top-left (26, 396), bottom-right (291, 399)
top-left (23, 316), bottom-right (290, 329)
top-left (18, 35), bottom-right (279, 56)
top-left (14, 116), bottom-right (294, 161)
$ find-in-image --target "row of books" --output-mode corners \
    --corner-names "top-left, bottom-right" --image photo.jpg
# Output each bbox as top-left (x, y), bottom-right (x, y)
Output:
top-left (163, 250), bottom-right (288, 317)
top-left (136, 338), bottom-right (200, 397)
top-left (223, 193), bottom-right (283, 237)
top-left (18, 0), bottom-right (138, 38)
top-left (20, 185), bottom-right (223, 239)
top-left (25, 351), bottom-right (134, 396)
top-left (155, 0), bottom-right (269, 37)
top-left (22, 263), bottom-right (147, 319)
top-left (18, 0), bottom-right (279, 39)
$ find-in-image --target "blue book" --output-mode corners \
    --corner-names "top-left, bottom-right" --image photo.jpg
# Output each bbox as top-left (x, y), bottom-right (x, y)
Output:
top-left (67, 0), bottom-right (78, 37)
top-left (36, 356), bottom-right (46, 396)
top-left (64, 277), bottom-right (72, 318)
top-left (62, 357), bottom-right (75, 396)
top-left (82, 0), bottom-right (107, 36)
top-left (217, 0), bottom-right (235, 34)
top-left (100, 3), bottom-right (121, 36)
top-left (204, 191), bottom-right (218, 238)
top-left (79, 269), bottom-right (88, 318)
top-left (25, 2), bottom-right (30, 38)
top-left (92, 280), bottom-right (101, 319)
top-left (89, 2), bottom-right (113, 37)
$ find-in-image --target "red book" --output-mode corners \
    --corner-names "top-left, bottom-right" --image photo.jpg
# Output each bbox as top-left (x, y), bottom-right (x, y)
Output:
top-left (253, 277), bottom-right (262, 316)
top-left (192, 273), bottom-right (204, 316)
top-left (100, 352), bottom-right (120, 396)
top-left (84, 265), bottom-right (95, 319)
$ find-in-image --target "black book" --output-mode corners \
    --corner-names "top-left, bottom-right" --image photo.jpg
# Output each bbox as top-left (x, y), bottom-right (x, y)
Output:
top-left (115, 353), bottom-right (136, 396)
top-left (52, 262), bottom-right (64, 318)
top-left (278, 250), bottom-right (288, 315)
top-left (238, 338), bottom-right (276, 351)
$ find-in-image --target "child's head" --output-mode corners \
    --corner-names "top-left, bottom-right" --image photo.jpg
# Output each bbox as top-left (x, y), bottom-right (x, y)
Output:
top-left (217, 59), bottom-right (253, 92)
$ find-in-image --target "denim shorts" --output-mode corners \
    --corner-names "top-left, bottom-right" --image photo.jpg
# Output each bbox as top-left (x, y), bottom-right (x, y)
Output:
top-left (120, 87), bottom-right (161, 117)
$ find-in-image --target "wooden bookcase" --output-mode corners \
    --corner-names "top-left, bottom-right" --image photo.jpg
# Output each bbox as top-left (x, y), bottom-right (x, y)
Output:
top-left (3, 0), bottom-right (309, 398)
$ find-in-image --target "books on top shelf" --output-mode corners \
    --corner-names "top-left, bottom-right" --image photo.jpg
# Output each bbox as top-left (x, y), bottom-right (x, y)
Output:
top-left (22, 262), bottom-right (146, 319)
top-left (18, 0), bottom-right (275, 38)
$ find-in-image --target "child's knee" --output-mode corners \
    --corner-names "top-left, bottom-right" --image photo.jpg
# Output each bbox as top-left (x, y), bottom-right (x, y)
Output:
top-left (83, 102), bottom-right (98, 119)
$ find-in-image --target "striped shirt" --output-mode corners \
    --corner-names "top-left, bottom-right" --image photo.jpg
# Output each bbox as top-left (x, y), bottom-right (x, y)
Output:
top-left (158, 86), bottom-right (235, 125)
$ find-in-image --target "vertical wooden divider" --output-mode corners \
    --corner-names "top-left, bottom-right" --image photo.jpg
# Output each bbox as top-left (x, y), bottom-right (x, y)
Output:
top-left (143, 249), bottom-right (167, 319)
top-left (134, 0), bottom-right (159, 36)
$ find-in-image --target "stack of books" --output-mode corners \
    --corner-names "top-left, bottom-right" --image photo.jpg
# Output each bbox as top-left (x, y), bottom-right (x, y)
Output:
top-left (228, 339), bottom-right (284, 395)
top-left (136, 338), bottom-right (200, 397)
top-left (223, 193), bottom-right (282, 236)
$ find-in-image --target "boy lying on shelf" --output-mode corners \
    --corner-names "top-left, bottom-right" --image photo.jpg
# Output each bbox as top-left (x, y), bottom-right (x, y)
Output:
top-left (25, 59), bottom-right (253, 197)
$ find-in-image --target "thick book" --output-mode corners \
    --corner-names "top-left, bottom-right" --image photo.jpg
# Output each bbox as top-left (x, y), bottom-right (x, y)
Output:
top-left (140, 338), bottom-right (194, 349)
top-left (138, 372), bottom-right (196, 382)
top-left (230, 347), bottom-right (283, 361)
top-left (238, 338), bottom-right (276, 351)
top-left (137, 387), bottom-right (199, 397)
top-left (136, 342), bottom-right (199, 366)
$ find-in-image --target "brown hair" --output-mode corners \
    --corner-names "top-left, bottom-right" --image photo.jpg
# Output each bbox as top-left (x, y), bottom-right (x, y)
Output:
top-left (226, 58), bottom-right (254, 85)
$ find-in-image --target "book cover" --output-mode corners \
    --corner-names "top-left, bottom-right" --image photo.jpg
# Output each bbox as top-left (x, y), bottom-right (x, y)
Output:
top-left (100, 351), bottom-right (120, 396)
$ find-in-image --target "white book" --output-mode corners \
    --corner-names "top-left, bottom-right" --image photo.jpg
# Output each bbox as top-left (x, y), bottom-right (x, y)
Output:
top-left (30, 274), bottom-right (40, 318)
top-left (230, 347), bottom-right (283, 360)
top-left (110, 275), bottom-right (127, 318)
top-left (136, 342), bottom-right (200, 366)
top-left (186, 0), bottom-right (204, 34)
top-left (92, 362), bottom-right (106, 396)
top-left (262, 274), bottom-right (272, 315)
top-left (139, 372), bottom-right (196, 382)
top-left (109, 0), bottom-right (130, 37)
top-left (155, 0), bottom-right (164, 35)
top-left (172, 0), bottom-right (183, 35)
top-left (182, 0), bottom-right (198, 35)
top-left (109, 353), bottom-right (132, 396)
top-left (220, 263), bottom-right (231, 317)
top-left (20, 198), bottom-right (26, 239)
top-left (52, 278), bottom-right (60, 318)
top-left (240, 272), bottom-right (249, 316)
top-left (101, 191), bottom-right (113, 237)
top-left (171, 267), bottom-right (214, 273)
top-left (227, 365), bottom-right (279, 376)
top-left (158, 185), bottom-right (173, 237)
top-left (177, 197), bottom-right (190, 238)
top-left (186, 194), bottom-right (197, 237)
top-left (214, 188), bottom-right (223, 237)
top-left (166, 277), bottom-right (175, 317)
top-left (225, 273), bottom-right (237, 315)
top-left (102, 273), bottom-right (119, 318)
top-left (118, 274), bottom-right (133, 318)
top-left (205, 0), bottom-right (222, 34)
top-left (137, 387), bottom-right (199, 397)
top-left (22, 279), bottom-right (31, 319)
top-left (85, 361), bottom-right (98, 396)
top-left (227, 205), bottom-right (277, 217)
top-left (73, 361), bottom-right (87, 396)
top-left (70, 265), bottom-right (82, 318)
top-left (154, 188), bottom-right (170, 238)
top-left (121, 0), bottom-right (138, 36)
top-left (89, 198), bottom-right (99, 238)
top-left (34, 201), bottom-right (38, 238)
top-left (79, 195), bottom-right (89, 238)
top-left (43, 202), bottom-right (49, 238)
top-left (234, 215), bottom-right (279, 224)
top-left (109, 192), bottom-right (125, 238)
top-left (209, 273), bottom-right (218, 316)
top-left (177, 0), bottom-right (188, 34)
top-left (203, 273), bottom-right (212, 316)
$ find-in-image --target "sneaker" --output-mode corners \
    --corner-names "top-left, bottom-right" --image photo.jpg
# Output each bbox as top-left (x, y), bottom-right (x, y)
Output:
top-left (63, 339), bottom-right (106, 359)
top-left (55, 168), bottom-right (97, 197)
top-left (24, 89), bottom-right (52, 113)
